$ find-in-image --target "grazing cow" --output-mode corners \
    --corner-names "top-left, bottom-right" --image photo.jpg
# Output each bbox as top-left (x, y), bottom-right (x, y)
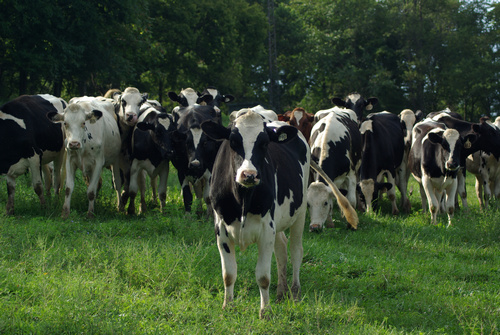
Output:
top-left (409, 120), bottom-right (475, 225)
top-left (48, 99), bottom-right (122, 218)
top-left (127, 105), bottom-right (176, 215)
top-left (307, 107), bottom-right (361, 230)
top-left (201, 109), bottom-right (356, 318)
top-left (331, 93), bottom-right (378, 124)
top-left (280, 107), bottom-right (315, 142)
top-left (357, 112), bottom-right (407, 215)
top-left (172, 104), bottom-right (221, 215)
top-left (466, 116), bottom-right (500, 209)
top-left (0, 94), bottom-right (66, 214)
top-left (430, 111), bottom-right (500, 209)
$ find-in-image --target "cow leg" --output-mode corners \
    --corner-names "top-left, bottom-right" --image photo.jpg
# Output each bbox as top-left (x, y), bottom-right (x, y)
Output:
top-left (138, 170), bottom-right (147, 213)
top-left (110, 163), bottom-right (123, 214)
top-left (215, 215), bottom-right (237, 311)
top-left (386, 174), bottom-right (399, 215)
top-left (474, 175), bottom-right (485, 209)
top-left (127, 160), bottom-right (140, 215)
top-left (274, 231), bottom-right (288, 301)
top-left (202, 172), bottom-right (212, 216)
top-left (255, 218), bottom-right (275, 319)
top-left (419, 184), bottom-right (427, 212)
top-left (157, 164), bottom-right (169, 212)
top-left (5, 176), bottom-right (16, 215)
top-left (193, 178), bottom-right (205, 216)
top-left (346, 171), bottom-right (358, 209)
top-left (62, 160), bottom-right (77, 219)
top-left (288, 211), bottom-right (305, 301)
top-left (52, 150), bottom-right (65, 195)
top-left (151, 175), bottom-right (158, 204)
top-left (423, 177), bottom-right (439, 225)
top-left (42, 163), bottom-right (53, 197)
top-left (85, 162), bottom-right (104, 219)
top-left (445, 181), bottom-right (458, 227)
top-left (29, 155), bottom-right (46, 208)
top-left (180, 177), bottom-right (193, 213)
top-left (481, 169), bottom-right (492, 209)
top-left (456, 170), bottom-right (468, 210)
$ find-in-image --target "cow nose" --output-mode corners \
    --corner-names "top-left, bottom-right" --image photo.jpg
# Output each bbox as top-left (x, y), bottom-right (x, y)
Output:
top-left (68, 141), bottom-right (81, 149)
top-left (239, 170), bottom-right (259, 186)
top-left (309, 223), bottom-right (322, 232)
top-left (126, 113), bottom-right (137, 123)
top-left (446, 160), bottom-right (458, 171)
top-left (190, 159), bottom-right (200, 167)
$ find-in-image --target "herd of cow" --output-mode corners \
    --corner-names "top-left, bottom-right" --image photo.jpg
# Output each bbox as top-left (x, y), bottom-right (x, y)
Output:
top-left (2, 88), bottom-right (500, 318)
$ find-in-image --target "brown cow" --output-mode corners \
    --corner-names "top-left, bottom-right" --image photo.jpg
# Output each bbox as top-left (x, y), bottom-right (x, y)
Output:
top-left (279, 107), bottom-right (314, 142)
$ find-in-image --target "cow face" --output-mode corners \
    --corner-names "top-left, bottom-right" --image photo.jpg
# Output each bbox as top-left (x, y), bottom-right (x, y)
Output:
top-left (49, 104), bottom-right (102, 151)
top-left (116, 87), bottom-right (148, 126)
top-left (202, 110), bottom-right (298, 187)
top-left (199, 87), bottom-right (234, 107)
top-left (426, 128), bottom-right (465, 172)
top-left (331, 93), bottom-right (378, 123)
top-left (288, 107), bottom-right (314, 140)
top-left (307, 181), bottom-right (334, 231)
top-left (168, 88), bottom-right (212, 107)
top-left (136, 113), bottom-right (176, 160)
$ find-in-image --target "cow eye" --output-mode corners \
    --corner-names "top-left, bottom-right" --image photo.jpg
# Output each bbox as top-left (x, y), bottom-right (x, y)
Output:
top-left (122, 100), bottom-right (127, 107)
top-left (324, 201), bottom-right (328, 207)
top-left (81, 122), bottom-right (85, 128)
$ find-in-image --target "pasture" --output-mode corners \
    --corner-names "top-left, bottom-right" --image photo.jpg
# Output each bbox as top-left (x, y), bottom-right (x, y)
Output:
top-left (0, 167), bottom-right (498, 334)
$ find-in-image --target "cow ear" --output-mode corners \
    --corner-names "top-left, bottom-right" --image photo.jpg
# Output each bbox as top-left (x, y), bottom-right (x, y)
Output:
top-left (47, 111), bottom-right (63, 122)
top-left (136, 121), bottom-right (154, 132)
top-left (331, 97), bottom-right (346, 107)
top-left (427, 131), bottom-right (443, 144)
top-left (366, 97), bottom-right (378, 111)
top-left (168, 92), bottom-right (180, 103)
top-left (415, 110), bottom-right (424, 122)
top-left (201, 120), bottom-right (231, 140)
top-left (464, 133), bottom-right (477, 149)
top-left (141, 93), bottom-right (148, 103)
top-left (87, 110), bottom-right (103, 124)
top-left (471, 123), bottom-right (481, 134)
top-left (306, 113), bottom-right (314, 122)
top-left (378, 182), bottom-right (392, 193)
top-left (269, 125), bottom-right (298, 143)
top-left (223, 94), bottom-right (235, 103)
top-left (198, 94), bottom-right (213, 105)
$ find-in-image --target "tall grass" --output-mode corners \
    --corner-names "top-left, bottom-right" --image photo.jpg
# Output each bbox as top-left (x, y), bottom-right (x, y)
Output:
top-left (0, 167), bottom-right (498, 334)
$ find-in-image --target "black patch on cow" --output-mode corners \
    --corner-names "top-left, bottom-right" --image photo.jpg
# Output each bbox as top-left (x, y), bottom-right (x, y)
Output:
top-left (222, 242), bottom-right (230, 254)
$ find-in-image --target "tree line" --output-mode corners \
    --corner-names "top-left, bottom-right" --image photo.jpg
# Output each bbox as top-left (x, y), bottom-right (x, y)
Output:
top-left (0, 0), bottom-right (499, 120)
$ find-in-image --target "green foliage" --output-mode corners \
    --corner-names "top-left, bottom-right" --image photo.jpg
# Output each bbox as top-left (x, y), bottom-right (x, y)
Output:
top-left (0, 169), bottom-right (499, 333)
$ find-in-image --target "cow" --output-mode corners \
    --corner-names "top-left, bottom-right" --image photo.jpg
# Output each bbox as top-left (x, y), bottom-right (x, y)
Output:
top-left (198, 86), bottom-right (235, 108)
top-left (307, 107), bottom-right (361, 231)
top-left (357, 112), bottom-right (407, 215)
top-left (112, 87), bottom-right (150, 211)
top-left (168, 88), bottom-right (211, 107)
top-left (466, 116), bottom-right (500, 209)
top-left (430, 111), bottom-right (500, 209)
top-left (127, 104), bottom-right (176, 215)
top-left (331, 93), bottom-right (378, 124)
top-left (48, 99), bottom-right (122, 218)
top-left (172, 104), bottom-right (221, 215)
top-left (0, 94), bottom-right (66, 215)
top-left (279, 107), bottom-right (314, 142)
top-left (409, 119), bottom-right (476, 225)
top-left (201, 109), bottom-right (356, 318)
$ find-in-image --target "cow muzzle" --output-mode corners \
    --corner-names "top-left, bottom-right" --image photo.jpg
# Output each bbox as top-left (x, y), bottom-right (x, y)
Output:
top-left (446, 160), bottom-right (459, 171)
top-left (309, 223), bottom-right (323, 232)
top-left (68, 141), bottom-right (81, 150)
top-left (125, 113), bottom-right (138, 125)
top-left (237, 170), bottom-right (260, 187)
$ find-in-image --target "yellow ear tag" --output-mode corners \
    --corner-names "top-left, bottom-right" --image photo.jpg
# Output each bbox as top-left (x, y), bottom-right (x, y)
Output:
top-left (366, 104), bottom-right (373, 111)
top-left (464, 139), bottom-right (471, 149)
top-left (278, 133), bottom-right (287, 141)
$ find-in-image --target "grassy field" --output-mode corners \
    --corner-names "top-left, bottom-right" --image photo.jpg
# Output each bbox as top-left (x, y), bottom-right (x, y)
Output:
top-left (0, 167), bottom-right (498, 334)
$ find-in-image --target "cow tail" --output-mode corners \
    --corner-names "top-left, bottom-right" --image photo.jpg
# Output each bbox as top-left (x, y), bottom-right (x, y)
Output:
top-left (310, 160), bottom-right (358, 230)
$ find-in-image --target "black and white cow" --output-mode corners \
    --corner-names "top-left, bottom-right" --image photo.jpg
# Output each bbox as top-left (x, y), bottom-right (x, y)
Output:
top-left (200, 109), bottom-right (310, 318)
top-left (409, 119), bottom-right (476, 225)
top-left (172, 104), bottom-right (221, 215)
top-left (331, 93), bottom-right (378, 124)
top-left (48, 99), bottom-right (122, 218)
top-left (430, 111), bottom-right (500, 209)
top-left (127, 104), bottom-right (176, 215)
top-left (0, 94), bottom-right (66, 215)
top-left (168, 88), bottom-right (211, 107)
top-left (199, 86), bottom-right (235, 108)
top-left (358, 112), bottom-right (407, 215)
top-left (307, 107), bottom-right (361, 230)
top-left (466, 116), bottom-right (500, 209)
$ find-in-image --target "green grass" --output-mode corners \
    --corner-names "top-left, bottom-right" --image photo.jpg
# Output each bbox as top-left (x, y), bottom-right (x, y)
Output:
top-left (0, 167), bottom-right (498, 334)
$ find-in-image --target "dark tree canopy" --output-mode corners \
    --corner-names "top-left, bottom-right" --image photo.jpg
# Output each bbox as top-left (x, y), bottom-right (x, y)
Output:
top-left (0, 0), bottom-right (498, 120)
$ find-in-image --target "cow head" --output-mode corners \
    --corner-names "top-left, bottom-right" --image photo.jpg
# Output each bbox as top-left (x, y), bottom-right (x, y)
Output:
top-left (48, 103), bottom-right (102, 151)
top-left (426, 128), bottom-right (475, 173)
top-left (136, 113), bottom-right (176, 160)
top-left (167, 88), bottom-right (213, 107)
top-left (288, 107), bottom-right (314, 141)
top-left (307, 181), bottom-right (334, 231)
top-left (476, 118), bottom-right (500, 159)
top-left (331, 93), bottom-right (378, 124)
top-left (199, 87), bottom-right (234, 107)
top-left (115, 87), bottom-right (148, 126)
top-left (202, 109), bottom-right (298, 187)
top-left (357, 179), bottom-right (392, 214)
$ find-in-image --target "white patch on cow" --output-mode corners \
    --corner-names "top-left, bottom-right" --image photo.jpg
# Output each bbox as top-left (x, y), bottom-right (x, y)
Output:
top-left (181, 88), bottom-right (199, 106)
top-left (307, 181), bottom-right (333, 230)
top-left (293, 110), bottom-right (303, 124)
top-left (443, 129), bottom-right (459, 156)
top-left (207, 88), bottom-right (218, 98)
top-left (38, 94), bottom-right (66, 113)
top-left (359, 119), bottom-right (373, 134)
top-left (191, 127), bottom-right (203, 149)
top-left (158, 115), bottom-right (172, 129)
top-left (399, 109), bottom-right (416, 146)
top-left (0, 111), bottom-right (26, 129)
top-left (347, 93), bottom-right (361, 104)
top-left (234, 111), bottom-right (265, 184)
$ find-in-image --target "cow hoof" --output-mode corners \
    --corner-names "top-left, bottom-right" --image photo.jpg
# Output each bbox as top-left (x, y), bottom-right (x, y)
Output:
top-left (87, 212), bottom-right (95, 219)
top-left (259, 307), bottom-right (272, 320)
